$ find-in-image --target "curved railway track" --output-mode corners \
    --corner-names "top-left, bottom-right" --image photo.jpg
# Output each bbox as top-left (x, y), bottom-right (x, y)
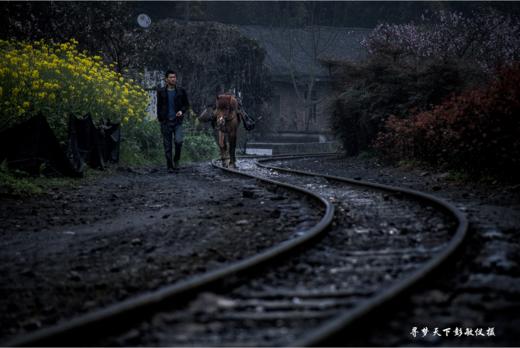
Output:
top-left (4, 153), bottom-right (467, 346)
top-left (251, 155), bottom-right (468, 346)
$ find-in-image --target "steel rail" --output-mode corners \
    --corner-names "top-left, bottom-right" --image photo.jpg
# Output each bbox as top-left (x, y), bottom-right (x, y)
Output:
top-left (255, 156), bottom-right (468, 346)
top-left (5, 159), bottom-right (334, 347)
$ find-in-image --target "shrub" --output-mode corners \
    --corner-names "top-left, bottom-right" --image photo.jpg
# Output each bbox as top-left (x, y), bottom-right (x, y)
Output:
top-left (374, 64), bottom-right (520, 179)
top-left (120, 118), bottom-right (164, 165)
top-left (329, 8), bottom-right (518, 156)
top-left (183, 132), bottom-right (219, 163)
top-left (328, 59), bottom-right (481, 155)
top-left (0, 39), bottom-right (148, 140)
top-left (0, 166), bottom-right (43, 196)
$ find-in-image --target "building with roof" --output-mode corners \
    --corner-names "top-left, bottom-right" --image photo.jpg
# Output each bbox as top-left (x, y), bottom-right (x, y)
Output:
top-left (238, 25), bottom-right (370, 138)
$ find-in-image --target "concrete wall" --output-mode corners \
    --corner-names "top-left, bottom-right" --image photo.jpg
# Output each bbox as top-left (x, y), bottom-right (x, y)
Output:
top-left (268, 80), bottom-right (332, 134)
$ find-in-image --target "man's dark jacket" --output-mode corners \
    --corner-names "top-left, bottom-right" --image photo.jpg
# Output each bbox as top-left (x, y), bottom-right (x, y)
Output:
top-left (156, 86), bottom-right (190, 123)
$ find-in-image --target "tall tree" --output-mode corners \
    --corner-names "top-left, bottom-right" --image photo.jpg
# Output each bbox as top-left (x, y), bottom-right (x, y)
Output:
top-left (144, 19), bottom-right (271, 116)
top-left (0, 2), bottom-right (148, 73)
top-left (261, 1), bottom-right (344, 130)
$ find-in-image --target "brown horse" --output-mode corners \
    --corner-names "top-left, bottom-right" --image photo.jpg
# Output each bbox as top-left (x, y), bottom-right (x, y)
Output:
top-left (198, 94), bottom-right (240, 168)
top-left (215, 94), bottom-right (240, 168)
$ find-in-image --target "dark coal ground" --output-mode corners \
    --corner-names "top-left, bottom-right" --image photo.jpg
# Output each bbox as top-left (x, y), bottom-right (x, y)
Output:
top-left (276, 156), bottom-right (520, 347)
top-left (0, 162), bottom-right (322, 343)
top-left (1, 156), bottom-right (519, 346)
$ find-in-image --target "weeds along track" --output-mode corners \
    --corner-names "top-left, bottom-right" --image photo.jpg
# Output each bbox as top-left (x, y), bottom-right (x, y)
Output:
top-left (6, 154), bottom-right (467, 346)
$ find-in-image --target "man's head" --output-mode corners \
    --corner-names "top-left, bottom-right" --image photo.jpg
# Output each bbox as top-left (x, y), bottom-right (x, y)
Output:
top-left (165, 70), bottom-right (177, 87)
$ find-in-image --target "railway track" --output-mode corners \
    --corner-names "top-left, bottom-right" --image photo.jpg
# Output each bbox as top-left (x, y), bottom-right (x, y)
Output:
top-left (5, 153), bottom-right (467, 346)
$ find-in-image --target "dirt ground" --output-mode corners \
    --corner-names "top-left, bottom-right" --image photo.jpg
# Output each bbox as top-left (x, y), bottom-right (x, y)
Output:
top-left (1, 156), bottom-right (519, 346)
top-left (0, 162), bottom-right (321, 343)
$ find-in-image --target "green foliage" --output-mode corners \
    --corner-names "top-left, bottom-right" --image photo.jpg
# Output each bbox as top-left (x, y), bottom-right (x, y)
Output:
top-left (120, 118), bottom-right (163, 165)
top-left (0, 167), bottom-right (43, 196)
top-left (0, 161), bottom-right (111, 197)
top-left (183, 132), bottom-right (219, 163)
top-left (120, 114), bottom-right (219, 166)
top-left (182, 114), bottom-right (219, 163)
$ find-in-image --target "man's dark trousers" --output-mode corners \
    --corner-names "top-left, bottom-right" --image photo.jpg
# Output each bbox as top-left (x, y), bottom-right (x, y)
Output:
top-left (161, 121), bottom-right (184, 169)
top-left (156, 85), bottom-right (189, 170)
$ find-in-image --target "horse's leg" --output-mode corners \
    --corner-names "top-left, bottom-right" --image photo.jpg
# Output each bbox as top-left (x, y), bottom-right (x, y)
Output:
top-left (229, 122), bottom-right (238, 169)
top-left (218, 131), bottom-right (229, 167)
top-left (220, 148), bottom-right (229, 167)
top-left (224, 134), bottom-right (231, 167)
top-left (218, 131), bottom-right (224, 165)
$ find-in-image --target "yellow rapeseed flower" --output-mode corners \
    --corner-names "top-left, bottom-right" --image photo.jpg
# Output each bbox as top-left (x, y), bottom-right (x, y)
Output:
top-left (2, 38), bottom-right (148, 136)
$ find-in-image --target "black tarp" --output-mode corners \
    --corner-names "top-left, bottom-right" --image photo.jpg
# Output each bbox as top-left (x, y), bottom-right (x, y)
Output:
top-left (69, 114), bottom-right (121, 170)
top-left (0, 114), bottom-right (121, 177)
top-left (0, 113), bottom-right (83, 177)
top-left (70, 114), bottom-right (104, 169)
top-left (102, 120), bottom-right (121, 163)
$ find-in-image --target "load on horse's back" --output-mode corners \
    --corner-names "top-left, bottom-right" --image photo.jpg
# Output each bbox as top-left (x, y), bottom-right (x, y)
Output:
top-left (216, 94), bottom-right (238, 109)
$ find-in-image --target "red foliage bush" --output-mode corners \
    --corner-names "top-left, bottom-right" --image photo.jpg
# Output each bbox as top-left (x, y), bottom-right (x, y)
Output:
top-left (374, 63), bottom-right (520, 178)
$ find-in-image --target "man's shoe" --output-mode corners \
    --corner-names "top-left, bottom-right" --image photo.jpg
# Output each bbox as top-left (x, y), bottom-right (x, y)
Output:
top-left (167, 167), bottom-right (175, 173)
top-left (173, 161), bottom-right (180, 170)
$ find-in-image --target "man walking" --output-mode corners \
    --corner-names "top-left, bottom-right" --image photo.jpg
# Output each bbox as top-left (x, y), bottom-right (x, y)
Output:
top-left (156, 70), bottom-right (190, 172)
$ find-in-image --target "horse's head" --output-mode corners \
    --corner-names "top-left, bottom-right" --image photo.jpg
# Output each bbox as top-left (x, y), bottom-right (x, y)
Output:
top-left (215, 108), bottom-right (227, 130)
top-left (215, 94), bottom-right (238, 131)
